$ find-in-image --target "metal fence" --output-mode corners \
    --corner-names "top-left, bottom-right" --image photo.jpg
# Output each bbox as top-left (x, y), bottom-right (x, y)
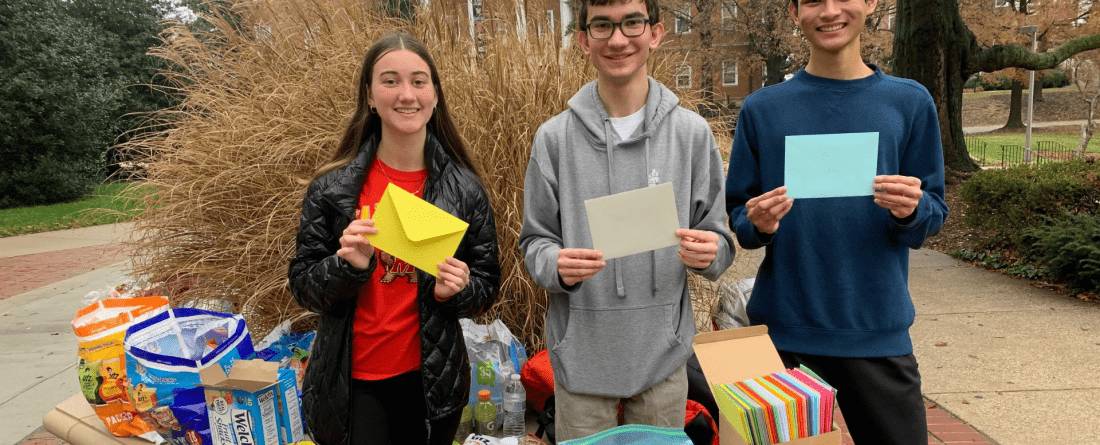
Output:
top-left (966, 137), bottom-right (1075, 168)
top-left (1034, 140), bottom-right (1075, 163)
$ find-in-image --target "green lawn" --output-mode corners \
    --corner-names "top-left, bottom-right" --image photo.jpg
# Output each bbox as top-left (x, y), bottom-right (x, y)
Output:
top-left (966, 133), bottom-right (1098, 165)
top-left (0, 182), bottom-right (146, 238)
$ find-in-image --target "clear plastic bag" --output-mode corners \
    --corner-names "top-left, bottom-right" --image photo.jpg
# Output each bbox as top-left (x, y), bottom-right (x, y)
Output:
top-left (460, 319), bottom-right (528, 408)
top-left (714, 277), bottom-right (755, 330)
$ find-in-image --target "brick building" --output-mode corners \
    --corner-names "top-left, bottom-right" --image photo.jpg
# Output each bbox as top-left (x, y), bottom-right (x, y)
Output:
top-left (660, 2), bottom-right (759, 105)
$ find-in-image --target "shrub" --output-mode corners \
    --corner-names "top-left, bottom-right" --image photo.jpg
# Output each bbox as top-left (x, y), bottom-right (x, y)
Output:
top-left (1020, 214), bottom-right (1100, 294)
top-left (1042, 69), bottom-right (1070, 88)
top-left (0, 0), bottom-right (118, 208)
top-left (959, 160), bottom-right (1100, 250)
top-left (964, 74), bottom-right (980, 89)
top-left (979, 74), bottom-right (1013, 91)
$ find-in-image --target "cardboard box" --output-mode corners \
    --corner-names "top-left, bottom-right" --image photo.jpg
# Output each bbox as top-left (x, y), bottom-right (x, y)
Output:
top-left (199, 359), bottom-right (305, 445)
top-left (43, 393), bottom-right (150, 445)
top-left (693, 326), bottom-right (841, 445)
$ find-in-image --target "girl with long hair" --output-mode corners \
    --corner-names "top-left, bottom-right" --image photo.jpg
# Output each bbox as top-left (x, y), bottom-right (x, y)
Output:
top-left (288, 33), bottom-right (501, 445)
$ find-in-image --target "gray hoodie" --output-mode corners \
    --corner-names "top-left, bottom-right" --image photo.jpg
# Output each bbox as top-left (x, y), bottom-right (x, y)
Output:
top-left (519, 78), bottom-right (734, 397)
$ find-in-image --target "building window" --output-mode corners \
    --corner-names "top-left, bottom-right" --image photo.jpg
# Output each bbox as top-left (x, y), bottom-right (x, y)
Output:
top-left (547, 10), bottom-right (554, 34)
top-left (675, 9), bottom-right (691, 34)
top-left (722, 60), bottom-right (738, 86)
top-left (676, 65), bottom-right (692, 89)
top-left (721, 4), bottom-right (737, 29)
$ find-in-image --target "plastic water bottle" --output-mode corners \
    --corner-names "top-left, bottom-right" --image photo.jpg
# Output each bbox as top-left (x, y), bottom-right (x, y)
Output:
top-left (473, 389), bottom-right (497, 436)
top-left (454, 404), bottom-right (473, 442)
top-left (501, 373), bottom-right (526, 438)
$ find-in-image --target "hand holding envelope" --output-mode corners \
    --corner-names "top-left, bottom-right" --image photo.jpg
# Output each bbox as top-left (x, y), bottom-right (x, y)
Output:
top-left (557, 248), bottom-right (606, 286)
top-left (872, 175), bottom-right (923, 219)
top-left (338, 219), bottom-right (379, 269)
top-left (364, 183), bottom-right (469, 278)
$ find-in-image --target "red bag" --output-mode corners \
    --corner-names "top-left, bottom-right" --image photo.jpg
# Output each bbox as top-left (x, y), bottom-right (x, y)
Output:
top-left (685, 399), bottom-right (720, 445)
top-left (520, 349), bottom-right (555, 411)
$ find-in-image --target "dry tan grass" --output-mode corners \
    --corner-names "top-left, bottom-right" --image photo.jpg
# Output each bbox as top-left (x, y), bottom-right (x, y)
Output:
top-left (120, 0), bottom-right (732, 351)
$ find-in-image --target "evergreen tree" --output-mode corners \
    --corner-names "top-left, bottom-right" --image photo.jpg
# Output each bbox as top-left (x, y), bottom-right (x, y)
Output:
top-left (0, 0), bottom-right (121, 207)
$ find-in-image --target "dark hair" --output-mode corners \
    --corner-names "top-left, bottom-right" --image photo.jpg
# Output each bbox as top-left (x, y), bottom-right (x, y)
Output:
top-left (313, 33), bottom-right (479, 181)
top-left (578, 0), bottom-right (660, 30)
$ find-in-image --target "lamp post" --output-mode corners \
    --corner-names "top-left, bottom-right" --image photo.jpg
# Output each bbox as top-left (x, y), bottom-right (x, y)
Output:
top-left (1020, 25), bottom-right (1038, 163)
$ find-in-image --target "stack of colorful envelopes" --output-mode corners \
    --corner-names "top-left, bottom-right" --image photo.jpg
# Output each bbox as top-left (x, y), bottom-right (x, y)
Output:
top-left (711, 365), bottom-right (836, 445)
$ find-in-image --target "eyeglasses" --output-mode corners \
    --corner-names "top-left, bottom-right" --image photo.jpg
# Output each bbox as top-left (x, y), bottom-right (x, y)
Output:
top-left (582, 18), bottom-right (652, 39)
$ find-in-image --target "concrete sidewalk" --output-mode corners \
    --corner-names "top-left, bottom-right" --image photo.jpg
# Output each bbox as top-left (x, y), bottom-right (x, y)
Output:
top-left (0, 223), bottom-right (134, 259)
top-left (1, 224), bottom-right (132, 445)
top-left (963, 120), bottom-right (1087, 134)
top-left (2, 223), bottom-right (1099, 444)
top-left (909, 250), bottom-right (1100, 444)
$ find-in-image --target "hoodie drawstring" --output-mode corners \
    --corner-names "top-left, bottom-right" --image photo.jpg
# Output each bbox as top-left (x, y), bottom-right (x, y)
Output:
top-left (604, 118), bottom-right (626, 297)
top-left (645, 136), bottom-right (658, 296)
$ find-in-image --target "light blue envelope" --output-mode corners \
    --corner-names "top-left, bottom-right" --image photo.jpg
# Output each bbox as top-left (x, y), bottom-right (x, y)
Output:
top-left (784, 132), bottom-right (879, 199)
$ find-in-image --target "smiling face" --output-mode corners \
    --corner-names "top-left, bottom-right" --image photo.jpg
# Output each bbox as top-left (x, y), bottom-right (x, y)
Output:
top-left (789, 0), bottom-right (876, 57)
top-left (368, 49), bottom-right (438, 138)
top-left (578, 0), bottom-right (665, 86)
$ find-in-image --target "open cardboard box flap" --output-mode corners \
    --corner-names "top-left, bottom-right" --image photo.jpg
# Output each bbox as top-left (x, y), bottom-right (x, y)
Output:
top-left (199, 359), bottom-right (279, 393)
top-left (693, 326), bottom-right (841, 445)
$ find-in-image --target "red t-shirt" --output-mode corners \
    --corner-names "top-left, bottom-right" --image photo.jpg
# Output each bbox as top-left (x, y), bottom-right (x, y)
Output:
top-left (351, 158), bottom-right (428, 380)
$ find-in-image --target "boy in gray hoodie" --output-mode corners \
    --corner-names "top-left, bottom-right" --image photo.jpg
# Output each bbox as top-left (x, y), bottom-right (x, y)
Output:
top-left (518, 0), bottom-right (734, 440)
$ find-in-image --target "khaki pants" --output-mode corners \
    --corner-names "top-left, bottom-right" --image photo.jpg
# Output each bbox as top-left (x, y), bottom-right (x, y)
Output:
top-left (554, 363), bottom-right (688, 441)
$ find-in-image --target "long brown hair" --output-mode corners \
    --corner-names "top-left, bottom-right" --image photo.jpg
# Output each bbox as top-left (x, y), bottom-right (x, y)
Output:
top-left (312, 33), bottom-right (479, 181)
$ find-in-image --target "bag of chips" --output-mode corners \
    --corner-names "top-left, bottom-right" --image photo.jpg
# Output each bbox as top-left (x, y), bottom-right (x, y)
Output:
top-left (72, 296), bottom-right (169, 440)
top-left (125, 308), bottom-right (254, 445)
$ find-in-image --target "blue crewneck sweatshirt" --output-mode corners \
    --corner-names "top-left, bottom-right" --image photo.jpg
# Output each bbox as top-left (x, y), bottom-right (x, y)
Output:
top-left (725, 66), bottom-right (949, 357)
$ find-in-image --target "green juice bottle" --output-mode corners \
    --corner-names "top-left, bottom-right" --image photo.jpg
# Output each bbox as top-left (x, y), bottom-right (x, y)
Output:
top-left (454, 404), bottom-right (473, 442)
top-left (473, 389), bottom-right (497, 436)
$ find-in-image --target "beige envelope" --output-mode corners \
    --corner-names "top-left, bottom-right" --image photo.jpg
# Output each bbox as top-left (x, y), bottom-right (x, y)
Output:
top-left (584, 182), bottom-right (680, 260)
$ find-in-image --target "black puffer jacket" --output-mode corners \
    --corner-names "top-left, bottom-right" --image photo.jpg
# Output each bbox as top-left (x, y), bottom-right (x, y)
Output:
top-left (288, 132), bottom-right (501, 445)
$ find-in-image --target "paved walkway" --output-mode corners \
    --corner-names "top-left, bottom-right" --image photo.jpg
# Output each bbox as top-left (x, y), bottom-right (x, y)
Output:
top-left (4, 224), bottom-right (1099, 445)
top-left (962, 120), bottom-right (1087, 134)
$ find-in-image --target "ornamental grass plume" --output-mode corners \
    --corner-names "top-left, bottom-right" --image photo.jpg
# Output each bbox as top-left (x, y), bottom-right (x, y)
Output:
top-left (119, 0), bottom-right (732, 350)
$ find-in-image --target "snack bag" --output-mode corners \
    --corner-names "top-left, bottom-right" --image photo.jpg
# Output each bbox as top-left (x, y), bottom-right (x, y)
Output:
top-left (252, 320), bottom-right (315, 394)
top-left (72, 296), bottom-right (170, 440)
top-left (125, 308), bottom-right (254, 445)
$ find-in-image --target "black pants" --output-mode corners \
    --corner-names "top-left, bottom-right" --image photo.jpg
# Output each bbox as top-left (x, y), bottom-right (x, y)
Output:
top-left (349, 371), bottom-right (462, 445)
top-left (777, 351), bottom-right (927, 445)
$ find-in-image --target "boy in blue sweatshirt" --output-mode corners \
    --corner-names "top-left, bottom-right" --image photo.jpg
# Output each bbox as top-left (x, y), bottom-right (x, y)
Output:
top-left (519, 0), bottom-right (734, 440)
top-left (725, 0), bottom-right (948, 443)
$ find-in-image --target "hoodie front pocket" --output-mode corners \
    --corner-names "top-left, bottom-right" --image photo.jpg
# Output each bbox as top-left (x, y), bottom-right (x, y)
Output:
top-left (550, 302), bottom-right (682, 393)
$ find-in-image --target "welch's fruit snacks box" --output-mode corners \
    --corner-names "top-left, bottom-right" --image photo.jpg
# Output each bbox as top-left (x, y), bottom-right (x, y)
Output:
top-left (199, 359), bottom-right (305, 445)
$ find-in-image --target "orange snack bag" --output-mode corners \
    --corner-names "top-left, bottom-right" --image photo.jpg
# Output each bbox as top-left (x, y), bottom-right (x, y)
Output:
top-left (73, 296), bottom-right (169, 439)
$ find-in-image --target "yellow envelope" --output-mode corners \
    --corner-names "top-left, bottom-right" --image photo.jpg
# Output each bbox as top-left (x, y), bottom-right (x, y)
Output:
top-left (364, 182), bottom-right (469, 277)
